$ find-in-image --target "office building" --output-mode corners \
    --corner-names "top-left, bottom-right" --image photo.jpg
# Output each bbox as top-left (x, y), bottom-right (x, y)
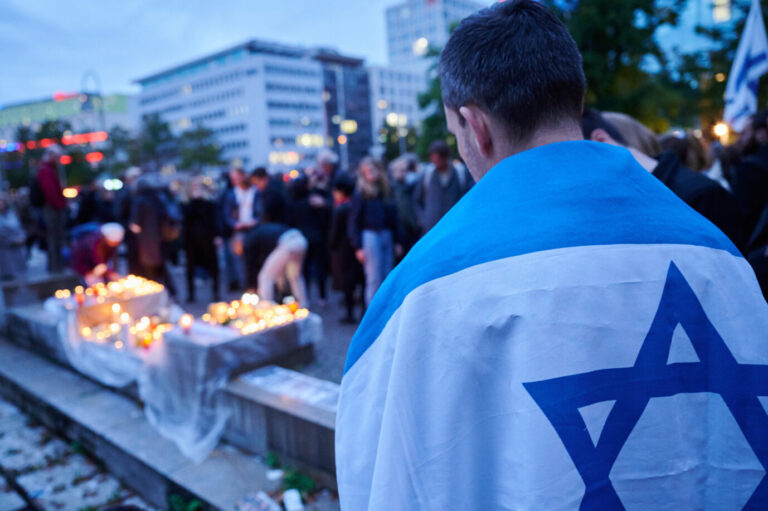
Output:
top-left (135, 40), bottom-right (371, 172)
top-left (368, 0), bottom-right (483, 147)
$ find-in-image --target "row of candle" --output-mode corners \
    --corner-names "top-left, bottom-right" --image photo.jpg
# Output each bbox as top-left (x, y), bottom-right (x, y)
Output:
top-left (54, 275), bottom-right (165, 306)
top-left (196, 294), bottom-right (309, 335)
top-left (80, 303), bottom-right (172, 351)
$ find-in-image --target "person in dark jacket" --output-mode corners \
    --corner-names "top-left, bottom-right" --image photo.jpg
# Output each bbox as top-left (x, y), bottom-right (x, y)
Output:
top-left (183, 177), bottom-right (222, 303)
top-left (70, 223), bottom-right (124, 285)
top-left (582, 108), bottom-right (745, 252)
top-left (290, 173), bottom-right (331, 307)
top-left (348, 157), bottom-right (401, 306)
top-left (251, 167), bottom-right (289, 224)
top-left (730, 110), bottom-right (768, 238)
top-left (415, 140), bottom-right (473, 234)
top-left (114, 167), bottom-right (142, 275)
top-left (221, 167), bottom-right (260, 291)
top-left (390, 153), bottom-right (422, 258)
top-left (37, 145), bottom-right (67, 273)
top-left (329, 175), bottom-right (364, 323)
top-left (129, 176), bottom-right (176, 296)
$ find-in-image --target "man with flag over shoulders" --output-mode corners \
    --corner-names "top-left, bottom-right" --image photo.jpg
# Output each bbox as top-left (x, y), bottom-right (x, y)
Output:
top-left (336, 1), bottom-right (768, 509)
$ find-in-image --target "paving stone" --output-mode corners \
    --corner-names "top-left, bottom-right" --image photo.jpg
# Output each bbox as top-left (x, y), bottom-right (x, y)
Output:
top-left (0, 426), bottom-right (70, 473)
top-left (0, 489), bottom-right (25, 511)
top-left (35, 472), bottom-right (128, 511)
top-left (17, 453), bottom-right (100, 500)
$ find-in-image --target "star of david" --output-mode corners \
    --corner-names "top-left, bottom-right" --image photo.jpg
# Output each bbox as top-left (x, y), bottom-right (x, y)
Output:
top-left (523, 262), bottom-right (768, 510)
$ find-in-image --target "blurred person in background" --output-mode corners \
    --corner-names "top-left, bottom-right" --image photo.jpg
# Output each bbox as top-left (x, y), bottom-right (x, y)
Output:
top-left (659, 131), bottom-right (729, 190)
top-left (290, 171), bottom-right (331, 306)
top-left (390, 153), bottom-right (422, 258)
top-left (69, 222), bottom-right (124, 285)
top-left (130, 176), bottom-right (176, 297)
top-left (115, 167), bottom-right (142, 275)
top-left (0, 192), bottom-right (27, 280)
top-left (244, 199), bottom-right (308, 307)
top-left (14, 188), bottom-right (42, 257)
top-left (416, 140), bottom-right (473, 234)
top-left (730, 110), bottom-right (768, 239)
top-left (349, 157), bottom-right (400, 306)
top-left (222, 166), bottom-right (260, 291)
top-left (36, 144), bottom-right (67, 273)
top-left (583, 108), bottom-right (745, 252)
top-left (317, 149), bottom-right (343, 181)
top-left (183, 177), bottom-right (222, 303)
top-left (251, 167), bottom-right (288, 224)
top-left (329, 174), bottom-right (364, 323)
top-left (603, 111), bottom-right (661, 157)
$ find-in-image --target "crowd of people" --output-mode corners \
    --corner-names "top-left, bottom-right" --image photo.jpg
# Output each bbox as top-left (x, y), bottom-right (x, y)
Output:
top-left (0, 141), bottom-right (475, 323)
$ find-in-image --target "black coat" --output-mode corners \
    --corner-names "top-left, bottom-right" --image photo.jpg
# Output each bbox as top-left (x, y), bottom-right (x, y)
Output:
top-left (730, 144), bottom-right (768, 238)
top-left (329, 201), bottom-right (363, 291)
top-left (653, 152), bottom-right (745, 253)
top-left (183, 198), bottom-right (221, 268)
top-left (130, 189), bottom-right (165, 267)
top-left (347, 192), bottom-right (399, 250)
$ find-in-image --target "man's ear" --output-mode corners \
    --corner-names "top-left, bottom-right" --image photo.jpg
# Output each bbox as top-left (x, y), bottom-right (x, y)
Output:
top-left (459, 105), bottom-right (492, 157)
top-left (590, 128), bottom-right (615, 145)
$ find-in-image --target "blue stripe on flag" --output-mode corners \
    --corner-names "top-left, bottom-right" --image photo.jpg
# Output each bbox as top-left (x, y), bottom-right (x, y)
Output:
top-left (343, 141), bottom-right (740, 374)
top-left (736, 51), bottom-right (768, 91)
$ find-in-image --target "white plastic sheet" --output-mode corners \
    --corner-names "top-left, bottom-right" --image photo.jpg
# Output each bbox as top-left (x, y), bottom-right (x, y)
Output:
top-left (43, 290), bottom-right (173, 388)
top-left (138, 314), bottom-right (322, 462)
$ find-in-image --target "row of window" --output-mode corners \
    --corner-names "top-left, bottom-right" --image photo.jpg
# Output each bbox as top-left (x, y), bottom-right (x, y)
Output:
top-left (191, 70), bottom-right (245, 92)
top-left (267, 101), bottom-right (321, 111)
top-left (213, 123), bottom-right (247, 135)
top-left (266, 82), bottom-right (321, 94)
top-left (140, 89), bottom-right (179, 106)
top-left (264, 64), bottom-right (319, 78)
top-left (268, 118), bottom-right (323, 128)
top-left (190, 88), bottom-right (244, 108)
top-left (191, 109), bottom-right (226, 124)
top-left (221, 140), bottom-right (249, 151)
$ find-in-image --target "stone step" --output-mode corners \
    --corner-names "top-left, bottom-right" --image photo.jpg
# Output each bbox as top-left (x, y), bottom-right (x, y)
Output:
top-left (0, 339), bottom-right (279, 510)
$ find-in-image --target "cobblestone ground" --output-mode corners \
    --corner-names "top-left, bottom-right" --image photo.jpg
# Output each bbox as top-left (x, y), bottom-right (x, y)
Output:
top-left (0, 398), bottom-right (159, 511)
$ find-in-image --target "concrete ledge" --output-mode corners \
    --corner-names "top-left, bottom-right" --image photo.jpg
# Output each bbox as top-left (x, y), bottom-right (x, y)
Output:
top-left (0, 339), bottom-right (278, 510)
top-left (225, 366), bottom-right (338, 489)
top-left (0, 273), bottom-right (79, 335)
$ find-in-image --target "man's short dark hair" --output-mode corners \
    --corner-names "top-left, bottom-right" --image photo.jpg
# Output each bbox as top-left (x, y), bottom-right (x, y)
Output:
top-left (582, 108), bottom-right (627, 145)
top-left (251, 167), bottom-right (269, 179)
top-left (440, 0), bottom-right (585, 141)
top-left (428, 140), bottom-right (451, 158)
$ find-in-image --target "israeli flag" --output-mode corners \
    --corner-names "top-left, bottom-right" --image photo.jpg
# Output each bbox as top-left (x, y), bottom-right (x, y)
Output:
top-left (336, 141), bottom-right (768, 510)
top-left (724, 0), bottom-right (768, 132)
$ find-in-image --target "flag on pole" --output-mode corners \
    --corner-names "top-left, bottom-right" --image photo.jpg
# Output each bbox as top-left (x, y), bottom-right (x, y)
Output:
top-left (336, 141), bottom-right (768, 510)
top-left (724, 0), bottom-right (768, 132)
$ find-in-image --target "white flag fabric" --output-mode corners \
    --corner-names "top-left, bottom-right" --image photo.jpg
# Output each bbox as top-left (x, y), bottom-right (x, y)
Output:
top-left (336, 141), bottom-right (768, 510)
top-left (724, 0), bottom-right (768, 132)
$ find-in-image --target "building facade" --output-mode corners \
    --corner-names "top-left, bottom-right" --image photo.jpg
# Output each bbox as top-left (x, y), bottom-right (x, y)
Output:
top-left (0, 93), bottom-right (136, 146)
top-left (135, 40), bottom-right (371, 173)
top-left (368, 0), bottom-right (483, 147)
top-left (314, 50), bottom-right (373, 171)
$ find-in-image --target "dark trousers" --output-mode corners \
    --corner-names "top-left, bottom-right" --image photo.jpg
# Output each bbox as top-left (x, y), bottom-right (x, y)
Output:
top-left (186, 246), bottom-right (219, 302)
top-left (303, 241), bottom-right (328, 301)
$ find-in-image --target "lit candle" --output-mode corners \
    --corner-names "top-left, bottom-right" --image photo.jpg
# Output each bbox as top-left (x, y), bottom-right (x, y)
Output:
top-left (179, 314), bottom-right (193, 334)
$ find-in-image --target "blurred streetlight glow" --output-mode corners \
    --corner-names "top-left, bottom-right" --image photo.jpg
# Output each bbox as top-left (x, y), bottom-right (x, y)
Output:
top-left (713, 122), bottom-right (729, 139)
